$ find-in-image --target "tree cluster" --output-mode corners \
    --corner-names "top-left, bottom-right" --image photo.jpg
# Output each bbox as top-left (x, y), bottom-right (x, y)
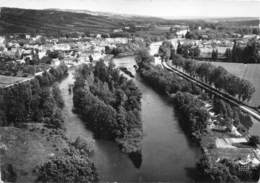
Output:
top-left (197, 154), bottom-right (260, 183)
top-left (136, 49), bottom-right (202, 95)
top-left (172, 54), bottom-right (255, 101)
top-left (158, 41), bottom-right (175, 61)
top-left (212, 97), bottom-right (252, 134)
top-left (197, 155), bottom-right (241, 183)
top-left (35, 152), bottom-right (97, 183)
top-left (225, 39), bottom-right (260, 63)
top-left (176, 42), bottom-right (200, 59)
top-left (73, 60), bottom-right (142, 153)
top-left (173, 92), bottom-right (209, 139)
top-left (105, 39), bottom-right (147, 57)
top-left (0, 64), bottom-right (68, 128)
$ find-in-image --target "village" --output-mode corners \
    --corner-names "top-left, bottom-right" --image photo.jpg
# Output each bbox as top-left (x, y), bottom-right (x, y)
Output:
top-left (0, 16), bottom-right (259, 181)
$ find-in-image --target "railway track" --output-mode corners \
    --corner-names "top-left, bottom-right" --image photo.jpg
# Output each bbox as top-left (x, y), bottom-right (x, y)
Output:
top-left (161, 61), bottom-right (260, 121)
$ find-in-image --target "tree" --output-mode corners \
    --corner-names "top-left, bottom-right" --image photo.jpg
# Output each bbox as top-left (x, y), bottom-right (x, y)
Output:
top-left (243, 39), bottom-right (260, 63)
top-left (248, 136), bottom-right (260, 147)
top-left (211, 49), bottom-right (218, 61)
top-left (135, 49), bottom-right (154, 69)
top-left (158, 41), bottom-right (173, 61)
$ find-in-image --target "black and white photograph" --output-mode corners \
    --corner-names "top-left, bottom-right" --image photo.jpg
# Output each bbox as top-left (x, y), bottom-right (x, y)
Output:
top-left (0, 0), bottom-right (260, 182)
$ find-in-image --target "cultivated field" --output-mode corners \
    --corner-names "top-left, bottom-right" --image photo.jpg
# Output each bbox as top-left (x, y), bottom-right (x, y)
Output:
top-left (200, 61), bottom-right (260, 107)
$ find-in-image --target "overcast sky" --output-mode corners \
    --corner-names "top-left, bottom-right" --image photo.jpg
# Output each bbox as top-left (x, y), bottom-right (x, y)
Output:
top-left (0, 0), bottom-right (260, 18)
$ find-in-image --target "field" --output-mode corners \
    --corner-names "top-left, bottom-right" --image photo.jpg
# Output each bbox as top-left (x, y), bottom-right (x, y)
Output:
top-left (200, 61), bottom-right (260, 107)
top-left (0, 126), bottom-right (70, 182)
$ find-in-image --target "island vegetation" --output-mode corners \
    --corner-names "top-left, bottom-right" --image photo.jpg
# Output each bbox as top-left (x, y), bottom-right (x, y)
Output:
top-left (73, 60), bottom-right (143, 153)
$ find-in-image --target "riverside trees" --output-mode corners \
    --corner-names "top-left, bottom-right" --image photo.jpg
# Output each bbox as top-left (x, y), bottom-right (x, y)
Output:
top-left (171, 54), bottom-right (255, 102)
top-left (173, 92), bottom-right (209, 139)
top-left (176, 41), bottom-right (200, 59)
top-left (136, 49), bottom-right (201, 95)
top-left (73, 60), bottom-right (142, 153)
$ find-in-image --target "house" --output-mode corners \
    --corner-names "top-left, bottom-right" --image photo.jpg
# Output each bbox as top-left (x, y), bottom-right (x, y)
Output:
top-left (53, 44), bottom-right (71, 51)
top-left (113, 29), bottom-right (123, 33)
top-left (25, 34), bottom-right (31, 39)
top-left (0, 36), bottom-right (5, 45)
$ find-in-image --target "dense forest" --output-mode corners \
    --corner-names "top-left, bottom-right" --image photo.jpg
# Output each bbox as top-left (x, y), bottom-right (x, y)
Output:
top-left (73, 60), bottom-right (142, 153)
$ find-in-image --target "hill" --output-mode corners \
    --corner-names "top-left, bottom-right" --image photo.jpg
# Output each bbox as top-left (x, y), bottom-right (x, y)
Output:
top-left (0, 7), bottom-right (258, 36)
top-left (0, 7), bottom-right (122, 35)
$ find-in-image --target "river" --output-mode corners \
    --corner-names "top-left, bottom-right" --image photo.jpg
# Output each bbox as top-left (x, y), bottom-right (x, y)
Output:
top-left (58, 42), bottom-right (201, 182)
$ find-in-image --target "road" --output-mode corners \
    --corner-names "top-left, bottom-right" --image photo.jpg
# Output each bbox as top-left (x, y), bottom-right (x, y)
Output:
top-left (161, 61), bottom-right (260, 122)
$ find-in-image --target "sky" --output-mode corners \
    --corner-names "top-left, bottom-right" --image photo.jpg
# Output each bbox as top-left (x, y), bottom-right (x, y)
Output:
top-left (0, 0), bottom-right (260, 18)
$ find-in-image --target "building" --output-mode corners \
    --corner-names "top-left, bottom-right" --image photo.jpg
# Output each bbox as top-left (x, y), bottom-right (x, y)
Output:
top-left (113, 29), bottom-right (123, 33)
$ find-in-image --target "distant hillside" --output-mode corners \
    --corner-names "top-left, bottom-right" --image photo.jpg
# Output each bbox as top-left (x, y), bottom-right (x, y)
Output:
top-left (0, 7), bottom-right (258, 36)
top-left (0, 7), bottom-right (122, 35)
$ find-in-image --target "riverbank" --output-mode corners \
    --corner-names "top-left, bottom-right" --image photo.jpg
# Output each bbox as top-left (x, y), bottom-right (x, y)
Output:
top-left (135, 48), bottom-right (260, 182)
top-left (0, 64), bottom-right (98, 182)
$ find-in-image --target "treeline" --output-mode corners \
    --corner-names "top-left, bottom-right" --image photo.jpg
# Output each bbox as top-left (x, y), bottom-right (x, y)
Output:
top-left (157, 41), bottom-right (255, 101)
top-left (0, 63), bottom-right (68, 128)
top-left (225, 39), bottom-right (260, 63)
top-left (173, 92), bottom-right (209, 139)
top-left (136, 49), bottom-right (201, 95)
top-left (73, 60), bottom-right (142, 153)
top-left (171, 54), bottom-right (255, 102)
top-left (158, 40), bottom-right (201, 61)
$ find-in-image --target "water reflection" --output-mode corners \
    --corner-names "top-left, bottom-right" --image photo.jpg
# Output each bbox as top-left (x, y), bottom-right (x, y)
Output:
top-left (129, 151), bottom-right (143, 169)
top-left (60, 54), bottom-right (201, 182)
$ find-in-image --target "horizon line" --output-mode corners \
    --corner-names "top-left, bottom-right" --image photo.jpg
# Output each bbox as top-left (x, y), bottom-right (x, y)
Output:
top-left (0, 6), bottom-right (259, 20)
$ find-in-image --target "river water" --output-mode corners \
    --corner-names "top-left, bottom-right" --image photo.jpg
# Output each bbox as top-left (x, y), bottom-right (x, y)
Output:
top-left (58, 43), bottom-right (200, 182)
